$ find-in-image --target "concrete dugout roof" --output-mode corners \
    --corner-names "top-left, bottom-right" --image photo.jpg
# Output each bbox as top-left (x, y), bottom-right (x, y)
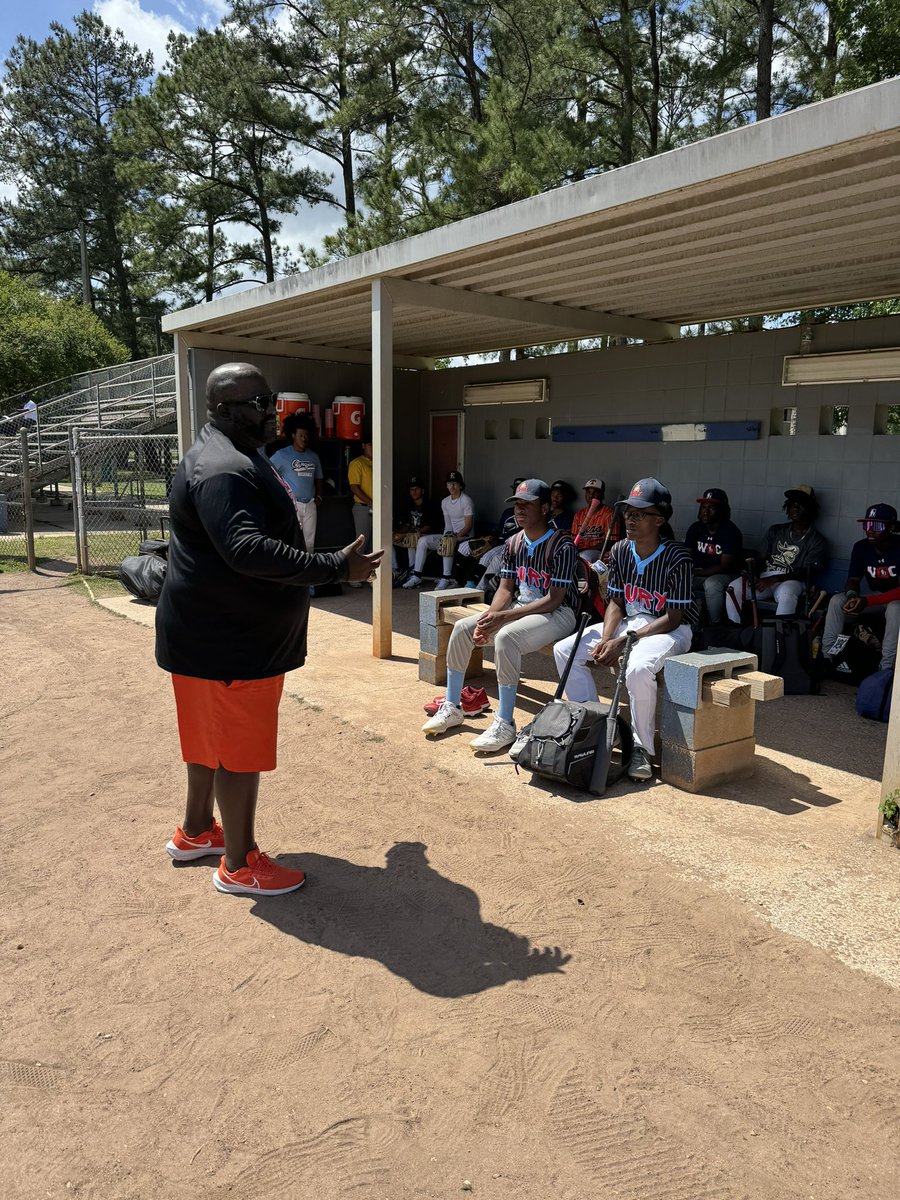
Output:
top-left (163, 78), bottom-right (900, 360)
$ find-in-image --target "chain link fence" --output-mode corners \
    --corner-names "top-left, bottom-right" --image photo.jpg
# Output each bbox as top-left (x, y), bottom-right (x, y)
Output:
top-left (72, 431), bottom-right (177, 574)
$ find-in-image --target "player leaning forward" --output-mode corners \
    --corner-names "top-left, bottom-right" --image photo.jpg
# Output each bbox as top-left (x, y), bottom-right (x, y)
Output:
top-left (553, 478), bottom-right (694, 782)
top-left (422, 479), bottom-right (578, 752)
top-left (156, 362), bottom-right (382, 896)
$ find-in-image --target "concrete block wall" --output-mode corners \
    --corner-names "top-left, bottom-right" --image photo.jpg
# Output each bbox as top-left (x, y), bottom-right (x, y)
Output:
top-left (420, 315), bottom-right (900, 565)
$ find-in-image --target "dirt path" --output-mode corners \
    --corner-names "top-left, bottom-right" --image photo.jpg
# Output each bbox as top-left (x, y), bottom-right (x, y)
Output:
top-left (2, 572), bottom-right (898, 1200)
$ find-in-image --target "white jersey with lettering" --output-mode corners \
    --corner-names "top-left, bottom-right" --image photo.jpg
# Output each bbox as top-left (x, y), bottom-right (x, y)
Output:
top-left (607, 538), bottom-right (697, 624)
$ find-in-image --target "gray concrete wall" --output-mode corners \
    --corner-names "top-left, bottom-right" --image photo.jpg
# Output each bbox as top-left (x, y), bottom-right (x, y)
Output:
top-left (421, 315), bottom-right (900, 566)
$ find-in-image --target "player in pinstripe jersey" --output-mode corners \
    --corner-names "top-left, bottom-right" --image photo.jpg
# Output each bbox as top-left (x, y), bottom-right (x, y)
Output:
top-left (422, 479), bottom-right (578, 753)
top-left (553, 477), bottom-right (696, 781)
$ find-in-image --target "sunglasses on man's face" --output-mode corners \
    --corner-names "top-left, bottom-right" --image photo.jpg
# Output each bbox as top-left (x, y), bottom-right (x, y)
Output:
top-left (231, 393), bottom-right (277, 413)
top-left (863, 520), bottom-right (890, 533)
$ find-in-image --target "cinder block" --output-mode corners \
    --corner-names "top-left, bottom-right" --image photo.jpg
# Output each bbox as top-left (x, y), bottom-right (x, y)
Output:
top-left (661, 736), bottom-right (756, 793)
top-left (663, 650), bottom-right (759, 710)
top-left (660, 698), bottom-right (756, 752)
top-left (733, 669), bottom-right (784, 701)
top-left (417, 648), bottom-right (483, 686)
top-left (418, 650), bottom-right (447, 686)
top-left (419, 588), bottom-right (483, 626)
top-left (420, 621), bottom-right (453, 657)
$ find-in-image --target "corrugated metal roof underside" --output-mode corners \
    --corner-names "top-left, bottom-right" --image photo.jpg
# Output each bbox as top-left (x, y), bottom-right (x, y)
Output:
top-left (167, 94), bottom-right (900, 359)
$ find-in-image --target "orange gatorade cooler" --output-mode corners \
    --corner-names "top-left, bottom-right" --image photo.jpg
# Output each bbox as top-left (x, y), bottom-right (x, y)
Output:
top-left (332, 396), bottom-right (365, 440)
top-left (275, 392), bottom-right (310, 434)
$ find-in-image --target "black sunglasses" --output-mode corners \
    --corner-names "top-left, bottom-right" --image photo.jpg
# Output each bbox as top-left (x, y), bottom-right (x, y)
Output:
top-left (231, 393), bottom-right (277, 413)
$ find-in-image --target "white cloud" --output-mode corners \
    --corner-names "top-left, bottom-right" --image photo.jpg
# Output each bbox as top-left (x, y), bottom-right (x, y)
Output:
top-left (92, 0), bottom-right (190, 69)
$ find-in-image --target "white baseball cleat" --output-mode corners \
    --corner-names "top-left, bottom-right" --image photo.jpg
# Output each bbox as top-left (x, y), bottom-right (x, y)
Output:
top-left (402, 573), bottom-right (422, 589)
top-left (422, 700), bottom-right (465, 736)
top-left (434, 577), bottom-right (457, 590)
top-left (470, 716), bottom-right (516, 753)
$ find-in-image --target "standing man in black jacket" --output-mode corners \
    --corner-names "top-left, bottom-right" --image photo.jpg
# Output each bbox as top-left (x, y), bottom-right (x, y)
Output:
top-left (156, 362), bottom-right (382, 896)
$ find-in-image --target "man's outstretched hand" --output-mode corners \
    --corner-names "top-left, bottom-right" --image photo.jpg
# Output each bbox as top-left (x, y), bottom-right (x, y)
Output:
top-left (342, 534), bottom-right (385, 582)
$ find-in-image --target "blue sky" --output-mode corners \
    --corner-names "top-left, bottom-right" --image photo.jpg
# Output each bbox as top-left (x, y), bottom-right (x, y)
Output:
top-left (0, 1), bottom-right (227, 72)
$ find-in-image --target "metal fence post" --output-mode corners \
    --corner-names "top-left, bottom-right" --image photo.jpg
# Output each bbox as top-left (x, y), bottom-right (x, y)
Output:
top-left (96, 384), bottom-right (102, 430)
top-left (19, 428), bottom-right (36, 571)
top-left (71, 428), bottom-right (89, 574)
top-left (150, 358), bottom-right (158, 423)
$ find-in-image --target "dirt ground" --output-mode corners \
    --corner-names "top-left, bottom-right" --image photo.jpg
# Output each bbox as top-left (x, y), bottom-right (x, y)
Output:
top-left (2, 569), bottom-right (898, 1200)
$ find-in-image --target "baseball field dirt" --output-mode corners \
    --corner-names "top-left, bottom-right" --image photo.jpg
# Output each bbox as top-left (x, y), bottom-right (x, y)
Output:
top-left (2, 568), bottom-right (898, 1200)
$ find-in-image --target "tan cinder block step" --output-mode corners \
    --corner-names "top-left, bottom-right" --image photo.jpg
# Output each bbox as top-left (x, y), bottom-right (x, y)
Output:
top-left (661, 736), bottom-right (756, 793)
top-left (661, 696), bottom-right (756, 753)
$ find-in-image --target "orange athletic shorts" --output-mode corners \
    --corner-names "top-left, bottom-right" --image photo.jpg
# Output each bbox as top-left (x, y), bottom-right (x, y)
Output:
top-left (171, 674), bottom-right (285, 773)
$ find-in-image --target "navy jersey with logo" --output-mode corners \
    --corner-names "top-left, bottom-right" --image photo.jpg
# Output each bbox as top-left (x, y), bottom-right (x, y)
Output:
top-left (500, 529), bottom-right (579, 611)
top-left (684, 519), bottom-right (743, 570)
top-left (607, 538), bottom-right (697, 623)
top-left (848, 535), bottom-right (900, 594)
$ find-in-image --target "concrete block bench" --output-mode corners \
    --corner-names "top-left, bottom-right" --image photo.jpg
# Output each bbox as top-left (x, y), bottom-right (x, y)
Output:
top-left (660, 650), bottom-right (783, 792)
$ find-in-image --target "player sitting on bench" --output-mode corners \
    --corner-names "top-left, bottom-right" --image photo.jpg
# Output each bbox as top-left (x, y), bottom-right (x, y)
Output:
top-left (422, 479), bottom-right (578, 753)
top-left (553, 477), bottom-right (695, 782)
top-left (403, 470), bottom-right (474, 590)
top-left (725, 485), bottom-right (827, 622)
top-left (822, 502), bottom-right (900, 672)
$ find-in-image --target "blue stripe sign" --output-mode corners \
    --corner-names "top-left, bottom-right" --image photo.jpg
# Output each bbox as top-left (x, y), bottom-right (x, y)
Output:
top-left (552, 421), bottom-right (760, 443)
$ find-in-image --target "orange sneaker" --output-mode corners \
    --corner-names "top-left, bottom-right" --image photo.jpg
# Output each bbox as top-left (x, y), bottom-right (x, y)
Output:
top-left (166, 819), bottom-right (226, 861)
top-left (213, 848), bottom-right (306, 896)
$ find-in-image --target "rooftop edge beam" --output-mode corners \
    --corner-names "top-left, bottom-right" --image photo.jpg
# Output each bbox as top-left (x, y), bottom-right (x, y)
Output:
top-left (383, 276), bottom-right (680, 343)
top-left (174, 329), bottom-right (434, 371)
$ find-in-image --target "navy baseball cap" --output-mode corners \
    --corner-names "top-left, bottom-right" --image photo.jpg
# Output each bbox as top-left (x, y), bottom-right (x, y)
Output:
top-left (858, 503), bottom-right (897, 524)
top-left (408, 476), bottom-right (425, 488)
top-left (446, 470), bottom-right (464, 484)
top-left (506, 478), bottom-right (551, 504)
top-left (696, 487), bottom-right (729, 505)
top-left (620, 477), bottom-right (671, 510)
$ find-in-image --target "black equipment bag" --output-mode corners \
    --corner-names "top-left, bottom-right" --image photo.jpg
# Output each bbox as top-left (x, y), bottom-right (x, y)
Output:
top-left (513, 616), bottom-right (635, 795)
top-left (138, 537), bottom-right (169, 560)
top-left (758, 617), bottom-right (819, 695)
top-left (856, 668), bottom-right (893, 722)
top-left (118, 554), bottom-right (167, 602)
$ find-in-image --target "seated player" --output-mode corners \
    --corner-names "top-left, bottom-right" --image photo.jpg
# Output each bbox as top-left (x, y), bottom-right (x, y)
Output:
top-left (392, 476), bottom-right (441, 584)
top-left (725, 485), bottom-right (827, 622)
top-left (404, 470), bottom-right (474, 590)
top-left (549, 480), bottom-right (577, 531)
top-left (456, 477), bottom-right (526, 586)
top-left (553, 478), bottom-right (695, 782)
top-left (823, 503), bottom-right (900, 672)
top-left (268, 413), bottom-right (323, 550)
top-left (422, 479), bottom-right (578, 753)
top-left (570, 477), bottom-right (619, 563)
top-left (684, 487), bottom-right (743, 624)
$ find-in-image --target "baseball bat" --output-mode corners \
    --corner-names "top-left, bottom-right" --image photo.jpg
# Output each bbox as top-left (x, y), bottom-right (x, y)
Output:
top-left (746, 557), bottom-right (759, 629)
top-left (807, 589), bottom-right (827, 620)
top-left (574, 498), bottom-right (603, 549)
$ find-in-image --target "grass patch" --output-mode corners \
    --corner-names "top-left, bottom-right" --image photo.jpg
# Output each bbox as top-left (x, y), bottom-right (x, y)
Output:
top-left (64, 573), bottom-right (128, 599)
top-left (291, 695), bottom-right (323, 713)
top-left (0, 531), bottom-right (148, 575)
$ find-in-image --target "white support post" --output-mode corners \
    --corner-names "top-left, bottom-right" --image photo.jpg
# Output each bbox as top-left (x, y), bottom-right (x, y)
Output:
top-left (879, 668), bottom-right (900, 830)
top-left (372, 279), bottom-right (394, 659)
top-left (173, 333), bottom-right (194, 457)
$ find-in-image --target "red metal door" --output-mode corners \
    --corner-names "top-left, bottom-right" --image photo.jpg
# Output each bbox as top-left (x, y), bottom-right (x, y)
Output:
top-left (430, 411), bottom-right (463, 498)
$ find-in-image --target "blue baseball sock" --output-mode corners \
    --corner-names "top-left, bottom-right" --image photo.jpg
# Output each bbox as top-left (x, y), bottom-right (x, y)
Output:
top-left (498, 684), bottom-right (517, 725)
top-left (446, 669), bottom-right (464, 707)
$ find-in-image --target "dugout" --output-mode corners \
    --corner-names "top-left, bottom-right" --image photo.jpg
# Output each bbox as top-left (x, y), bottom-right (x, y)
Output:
top-left (162, 76), bottom-right (900, 807)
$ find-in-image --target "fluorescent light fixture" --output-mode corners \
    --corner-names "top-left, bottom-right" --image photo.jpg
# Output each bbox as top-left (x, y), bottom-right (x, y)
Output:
top-left (463, 378), bottom-right (548, 406)
top-left (783, 347), bottom-right (900, 385)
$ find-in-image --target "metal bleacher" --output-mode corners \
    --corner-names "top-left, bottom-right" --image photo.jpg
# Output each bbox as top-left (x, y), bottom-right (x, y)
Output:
top-left (0, 355), bottom-right (177, 502)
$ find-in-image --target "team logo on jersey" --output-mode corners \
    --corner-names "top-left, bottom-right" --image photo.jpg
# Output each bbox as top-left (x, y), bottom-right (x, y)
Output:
top-left (870, 564), bottom-right (898, 579)
top-left (697, 539), bottom-right (724, 557)
top-left (624, 583), bottom-right (669, 613)
top-left (516, 565), bottom-right (552, 590)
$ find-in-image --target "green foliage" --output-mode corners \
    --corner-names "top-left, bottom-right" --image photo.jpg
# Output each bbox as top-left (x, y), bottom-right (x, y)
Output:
top-left (0, 12), bottom-right (154, 355)
top-left (0, 272), bottom-right (128, 397)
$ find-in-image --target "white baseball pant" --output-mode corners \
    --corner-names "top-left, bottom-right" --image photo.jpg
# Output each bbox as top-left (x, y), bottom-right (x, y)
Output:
top-left (553, 614), bottom-right (693, 754)
top-left (725, 570), bottom-right (804, 622)
top-left (293, 498), bottom-right (317, 552)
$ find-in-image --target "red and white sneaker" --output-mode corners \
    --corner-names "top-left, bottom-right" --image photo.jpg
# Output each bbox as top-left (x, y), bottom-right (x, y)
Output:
top-left (166, 820), bottom-right (226, 861)
top-left (213, 848), bottom-right (306, 896)
top-left (423, 687), bottom-right (491, 717)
